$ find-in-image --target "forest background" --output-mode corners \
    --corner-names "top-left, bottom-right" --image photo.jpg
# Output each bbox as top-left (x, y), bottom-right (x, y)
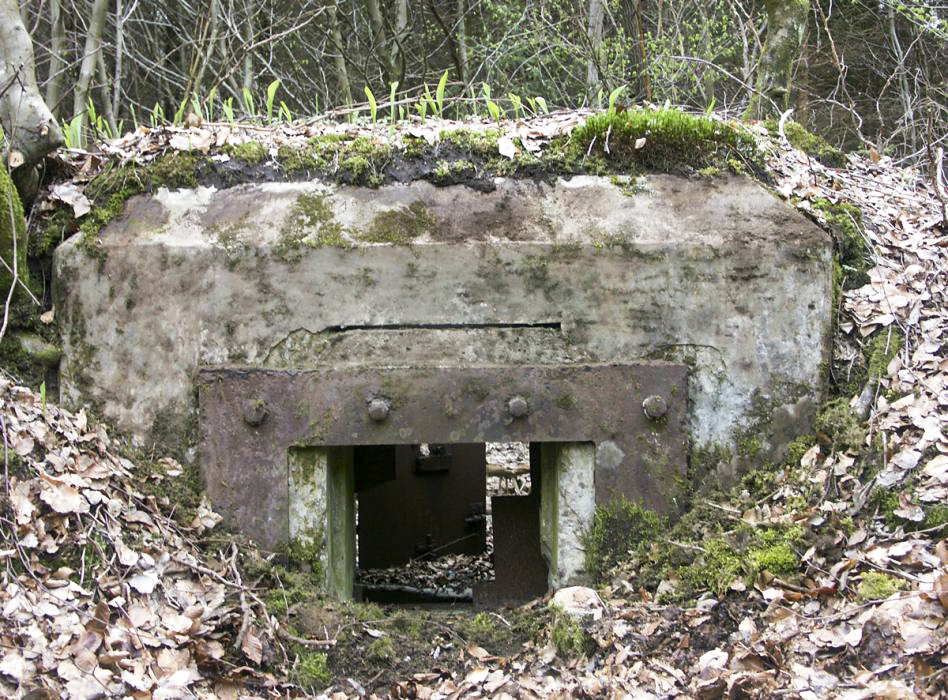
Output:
top-left (0, 0), bottom-right (946, 181)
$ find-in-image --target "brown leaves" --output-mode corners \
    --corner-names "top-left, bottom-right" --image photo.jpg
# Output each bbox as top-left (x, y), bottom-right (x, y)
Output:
top-left (0, 380), bottom-right (265, 699)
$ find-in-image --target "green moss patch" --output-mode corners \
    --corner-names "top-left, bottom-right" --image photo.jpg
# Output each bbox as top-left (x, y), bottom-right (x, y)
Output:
top-left (0, 165), bottom-right (29, 295)
top-left (814, 198), bottom-right (870, 290)
top-left (357, 201), bottom-right (436, 245)
top-left (584, 499), bottom-right (664, 582)
top-left (866, 329), bottom-right (903, 380)
top-left (815, 398), bottom-right (864, 451)
top-left (274, 192), bottom-right (349, 262)
top-left (289, 650), bottom-right (330, 690)
top-left (74, 152), bottom-right (199, 259)
top-left (765, 119), bottom-right (846, 168)
top-left (224, 141), bottom-right (268, 165)
top-left (277, 134), bottom-right (390, 186)
top-left (857, 572), bottom-right (908, 601)
top-left (565, 108), bottom-right (765, 177)
top-left (548, 606), bottom-right (596, 658)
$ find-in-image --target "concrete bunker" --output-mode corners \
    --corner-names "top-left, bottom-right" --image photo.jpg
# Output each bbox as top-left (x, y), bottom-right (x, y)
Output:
top-left (54, 172), bottom-right (833, 601)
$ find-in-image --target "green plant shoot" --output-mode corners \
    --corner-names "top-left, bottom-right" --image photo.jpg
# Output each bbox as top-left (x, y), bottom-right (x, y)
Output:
top-left (221, 97), bottom-right (235, 123)
top-left (608, 86), bottom-right (626, 115)
top-left (242, 87), bottom-right (256, 118)
top-left (266, 79), bottom-right (281, 123)
top-left (435, 69), bottom-right (449, 117)
top-left (364, 86), bottom-right (377, 124)
top-left (173, 95), bottom-right (188, 125)
top-left (389, 81), bottom-right (399, 124)
top-left (508, 93), bottom-right (522, 119)
top-left (483, 83), bottom-right (501, 122)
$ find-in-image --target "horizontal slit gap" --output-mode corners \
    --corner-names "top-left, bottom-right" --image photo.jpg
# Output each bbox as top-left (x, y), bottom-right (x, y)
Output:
top-left (324, 322), bottom-right (562, 332)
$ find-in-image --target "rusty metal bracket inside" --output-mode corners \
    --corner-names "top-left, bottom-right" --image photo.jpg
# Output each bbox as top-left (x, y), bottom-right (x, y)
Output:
top-left (198, 363), bottom-right (688, 550)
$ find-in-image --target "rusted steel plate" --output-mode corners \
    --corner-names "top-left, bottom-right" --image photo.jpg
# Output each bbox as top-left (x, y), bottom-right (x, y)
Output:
top-left (474, 494), bottom-right (549, 607)
top-left (198, 363), bottom-right (688, 549)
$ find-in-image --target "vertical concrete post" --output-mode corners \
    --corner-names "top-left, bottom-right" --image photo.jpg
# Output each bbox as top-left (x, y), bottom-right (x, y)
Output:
top-left (287, 446), bottom-right (355, 600)
top-left (538, 442), bottom-right (596, 589)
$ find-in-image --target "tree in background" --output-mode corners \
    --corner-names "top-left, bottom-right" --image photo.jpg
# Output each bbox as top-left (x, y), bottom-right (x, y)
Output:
top-left (0, 0), bottom-right (943, 168)
top-left (0, 0), bottom-right (62, 199)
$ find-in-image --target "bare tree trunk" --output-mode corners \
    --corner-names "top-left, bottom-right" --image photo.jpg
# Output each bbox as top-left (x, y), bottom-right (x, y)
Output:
top-left (96, 50), bottom-right (117, 135)
top-left (241, 0), bottom-right (254, 95)
top-left (365, 0), bottom-right (394, 82)
top-left (328, 0), bottom-right (353, 107)
top-left (586, 0), bottom-right (605, 107)
top-left (45, 0), bottom-right (66, 118)
top-left (0, 0), bottom-right (63, 170)
top-left (72, 0), bottom-right (110, 132)
top-left (887, 4), bottom-right (916, 153)
top-left (392, 0), bottom-right (408, 82)
top-left (112, 0), bottom-right (127, 122)
top-left (192, 0), bottom-right (220, 99)
top-left (457, 0), bottom-right (468, 85)
top-left (635, 0), bottom-right (651, 101)
top-left (749, 0), bottom-right (809, 118)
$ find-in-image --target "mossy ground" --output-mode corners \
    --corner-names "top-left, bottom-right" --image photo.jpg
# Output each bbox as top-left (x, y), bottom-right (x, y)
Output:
top-left (548, 606), bottom-right (596, 658)
top-left (857, 572), bottom-right (908, 601)
top-left (584, 498), bottom-right (664, 582)
top-left (763, 119), bottom-right (847, 168)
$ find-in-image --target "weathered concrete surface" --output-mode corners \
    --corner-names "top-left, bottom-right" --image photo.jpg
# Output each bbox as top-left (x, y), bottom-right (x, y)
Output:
top-left (54, 174), bottom-right (832, 500)
top-left (539, 443), bottom-right (596, 589)
top-left (288, 447), bottom-right (355, 599)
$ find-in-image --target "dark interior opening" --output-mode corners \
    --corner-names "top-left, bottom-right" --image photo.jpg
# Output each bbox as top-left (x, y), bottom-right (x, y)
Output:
top-left (353, 442), bottom-right (546, 605)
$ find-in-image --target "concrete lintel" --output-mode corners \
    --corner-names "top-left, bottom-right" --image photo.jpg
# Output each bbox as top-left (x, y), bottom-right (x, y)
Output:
top-left (287, 447), bottom-right (355, 599)
top-left (539, 442), bottom-right (596, 589)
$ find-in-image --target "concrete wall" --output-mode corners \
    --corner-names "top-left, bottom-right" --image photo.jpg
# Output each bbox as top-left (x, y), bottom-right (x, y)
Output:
top-left (54, 174), bottom-right (832, 492)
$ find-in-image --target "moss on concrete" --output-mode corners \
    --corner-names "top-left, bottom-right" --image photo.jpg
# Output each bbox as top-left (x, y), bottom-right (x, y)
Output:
top-left (287, 533), bottom-right (326, 583)
top-left (76, 152), bottom-right (199, 260)
top-left (357, 201), bottom-right (436, 244)
top-left (0, 165), bottom-right (29, 295)
top-left (224, 141), bottom-right (268, 165)
top-left (277, 134), bottom-right (390, 186)
top-left (564, 108), bottom-right (765, 177)
top-left (274, 192), bottom-right (350, 261)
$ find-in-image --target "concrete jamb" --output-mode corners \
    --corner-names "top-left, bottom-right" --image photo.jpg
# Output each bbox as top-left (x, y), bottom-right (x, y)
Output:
top-left (327, 447), bottom-right (355, 599)
top-left (287, 446), bottom-right (355, 599)
top-left (538, 442), bottom-right (596, 589)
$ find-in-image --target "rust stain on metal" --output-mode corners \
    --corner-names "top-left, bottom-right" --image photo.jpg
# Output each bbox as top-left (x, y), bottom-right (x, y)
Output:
top-left (198, 363), bottom-right (688, 549)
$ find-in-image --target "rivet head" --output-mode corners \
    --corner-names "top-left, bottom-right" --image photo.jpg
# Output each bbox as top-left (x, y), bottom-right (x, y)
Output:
top-left (507, 395), bottom-right (529, 418)
top-left (642, 395), bottom-right (668, 419)
top-left (242, 399), bottom-right (268, 427)
top-left (367, 398), bottom-right (391, 422)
